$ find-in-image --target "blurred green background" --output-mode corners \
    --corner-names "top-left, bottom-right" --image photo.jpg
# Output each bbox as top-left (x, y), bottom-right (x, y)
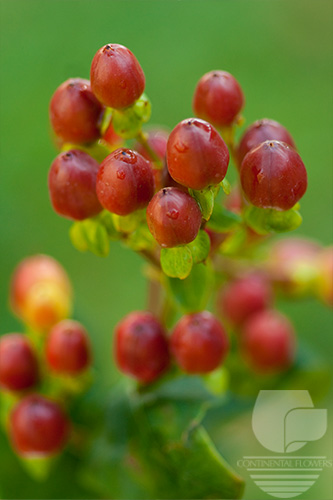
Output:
top-left (0, 0), bottom-right (332, 498)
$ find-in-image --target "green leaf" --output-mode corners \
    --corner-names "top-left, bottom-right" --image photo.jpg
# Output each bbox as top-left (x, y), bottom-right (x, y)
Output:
top-left (167, 263), bottom-right (214, 312)
top-left (160, 246), bottom-right (193, 279)
top-left (220, 227), bottom-right (247, 255)
top-left (207, 203), bottom-right (242, 233)
top-left (69, 219), bottom-right (110, 257)
top-left (245, 205), bottom-right (302, 235)
top-left (189, 187), bottom-right (215, 220)
top-left (187, 230), bottom-right (210, 264)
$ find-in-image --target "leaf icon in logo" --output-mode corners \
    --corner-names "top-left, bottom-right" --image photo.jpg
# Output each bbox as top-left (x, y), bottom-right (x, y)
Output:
top-left (285, 408), bottom-right (327, 452)
top-left (252, 390), bottom-right (324, 453)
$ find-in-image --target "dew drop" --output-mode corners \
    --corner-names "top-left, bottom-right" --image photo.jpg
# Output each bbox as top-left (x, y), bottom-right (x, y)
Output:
top-left (119, 80), bottom-right (127, 89)
top-left (257, 170), bottom-right (265, 183)
top-left (117, 170), bottom-right (126, 180)
top-left (166, 209), bottom-right (179, 220)
top-left (175, 142), bottom-right (189, 153)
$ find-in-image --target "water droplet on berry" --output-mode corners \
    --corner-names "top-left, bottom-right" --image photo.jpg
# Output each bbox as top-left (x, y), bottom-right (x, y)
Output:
top-left (175, 142), bottom-right (189, 153)
top-left (119, 80), bottom-right (127, 89)
top-left (166, 209), bottom-right (179, 220)
top-left (117, 170), bottom-right (126, 180)
top-left (257, 170), bottom-right (265, 183)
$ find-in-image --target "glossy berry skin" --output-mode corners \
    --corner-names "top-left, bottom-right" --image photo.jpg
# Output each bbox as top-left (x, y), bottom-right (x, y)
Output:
top-left (90, 44), bottom-right (145, 109)
top-left (240, 310), bottom-right (296, 373)
top-left (49, 78), bottom-right (103, 144)
top-left (96, 148), bottom-right (155, 215)
top-left (46, 320), bottom-right (91, 374)
top-left (146, 187), bottom-right (202, 247)
top-left (115, 311), bottom-right (170, 383)
top-left (10, 255), bottom-right (72, 329)
top-left (49, 149), bottom-right (102, 221)
top-left (236, 118), bottom-right (296, 167)
top-left (217, 274), bottom-right (272, 327)
top-left (167, 118), bottom-right (229, 190)
top-left (0, 334), bottom-right (38, 392)
top-left (193, 71), bottom-right (244, 127)
top-left (240, 140), bottom-right (307, 210)
top-left (10, 395), bottom-right (69, 456)
top-left (171, 312), bottom-right (229, 374)
top-left (135, 129), bottom-right (169, 190)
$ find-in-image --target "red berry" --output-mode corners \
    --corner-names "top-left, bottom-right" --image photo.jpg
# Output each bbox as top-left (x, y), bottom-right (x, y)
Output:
top-left (0, 334), bottom-right (39, 392)
top-left (268, 237), bottom-right (321, 294)
top-left (240, 140), bottom-right (307, 210)
top-left (236, 118), bottom-right (296, 167)
top-left (167, 118), bottom-right (229, 190)
top-left (96, 148), bottom-right (155, 215)
top-left (146, 187), bottom-right (202, 247)
top-left (48, 149), bottom-right (102, 220)
top-left (102, 119), bottom-right (123, 149)
top-left (90, 43), bottom-right (145, 109)
top-left (10, 255), bottom-right (72, 329)
top-left (217, 274), bottom-right (272, 327)
top-left (115, 311), bottom-right (170, 383)
top-left (170, 311), bottom-right (229, 374)
top-left (49, 78), bottom-right (103, 144)
top-left (10, 394), bottom-right (69, 456)
top-left (10, 255), bottom-right (71, 317)
top-left (316, 247), bottom-right (333, 307)
top-left (241, 310), bottom-right (296, 373)
top-left (193, 71), bottom-right (244, 127)
top-left (46, 320), bottom-right (91, 375)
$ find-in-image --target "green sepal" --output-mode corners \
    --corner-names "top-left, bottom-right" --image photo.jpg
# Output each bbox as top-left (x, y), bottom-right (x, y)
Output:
top-left (97, 211), bottom-right (121, 240)
top-left (245, 205), bottom-right (302, 234)
top-left (207, 203), bottom-right (242, 233)
top-left (69, 218), bottom-right (110, 257)
top-left (160, 246), bottom-right (193, 279)
top-left (219, 227), bottom-right (247, 255)
top-left (112, 94), bottom-right (151, 139)
top-left (221, 178), bottom-right (231, 195)
top-left (112, 211), bottom-right (143, 234)
top-left (61, 141), bottom-right (110, 163)
top-left (189, 186), bottom-right (216, 221)
top-left (126, 223), bottom-right (155, 252)
top-left (167, 262), bottom-right (214, 312)
top-left (187, 230), bottom-right (210, 264)
top-left (202, 366), bottom-right (230, 396)
top-left (19, 454), bottom-right (56, 481)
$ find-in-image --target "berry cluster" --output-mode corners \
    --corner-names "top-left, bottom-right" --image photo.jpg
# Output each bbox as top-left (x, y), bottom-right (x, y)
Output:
top-left (45, 42), bottom-right (332, 390)
top-left (0, 255), bottom-right (92, 461)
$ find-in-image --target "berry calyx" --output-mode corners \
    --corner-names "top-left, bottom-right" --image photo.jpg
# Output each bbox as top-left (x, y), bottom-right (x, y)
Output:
top-left (240, 140), bottom-right (307, 210)
top-left (48, 149), bottom-right (102, 221)
top-left (166, 118), bottom-right (229, 190)
top-left (193, 70), bottom-right (244, 127)
top-left (236, 118), bottom-right (296, 167)
top-left (240, 310), bottom-right (296, 373)
top-left (146, 187), bottom-right (202, 247)
top-left (46, 320), bottom-right (91, 375)
top-left (0, 334), bottom-right (39, 392)
top-left (49, 78), bottom-right (103, 144)
top-left (90, 43), bottom-right (145, 109)
top-left (96, 148), bottom-right (155, 215)
top-left (114, 311), bottom-right (170, 383)
top-left (217, 274), bottom-right (272, 327)
top-left (170, 311), bottom-right (229, 374)
top-left (9, 395), bottom-right (69, 456)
